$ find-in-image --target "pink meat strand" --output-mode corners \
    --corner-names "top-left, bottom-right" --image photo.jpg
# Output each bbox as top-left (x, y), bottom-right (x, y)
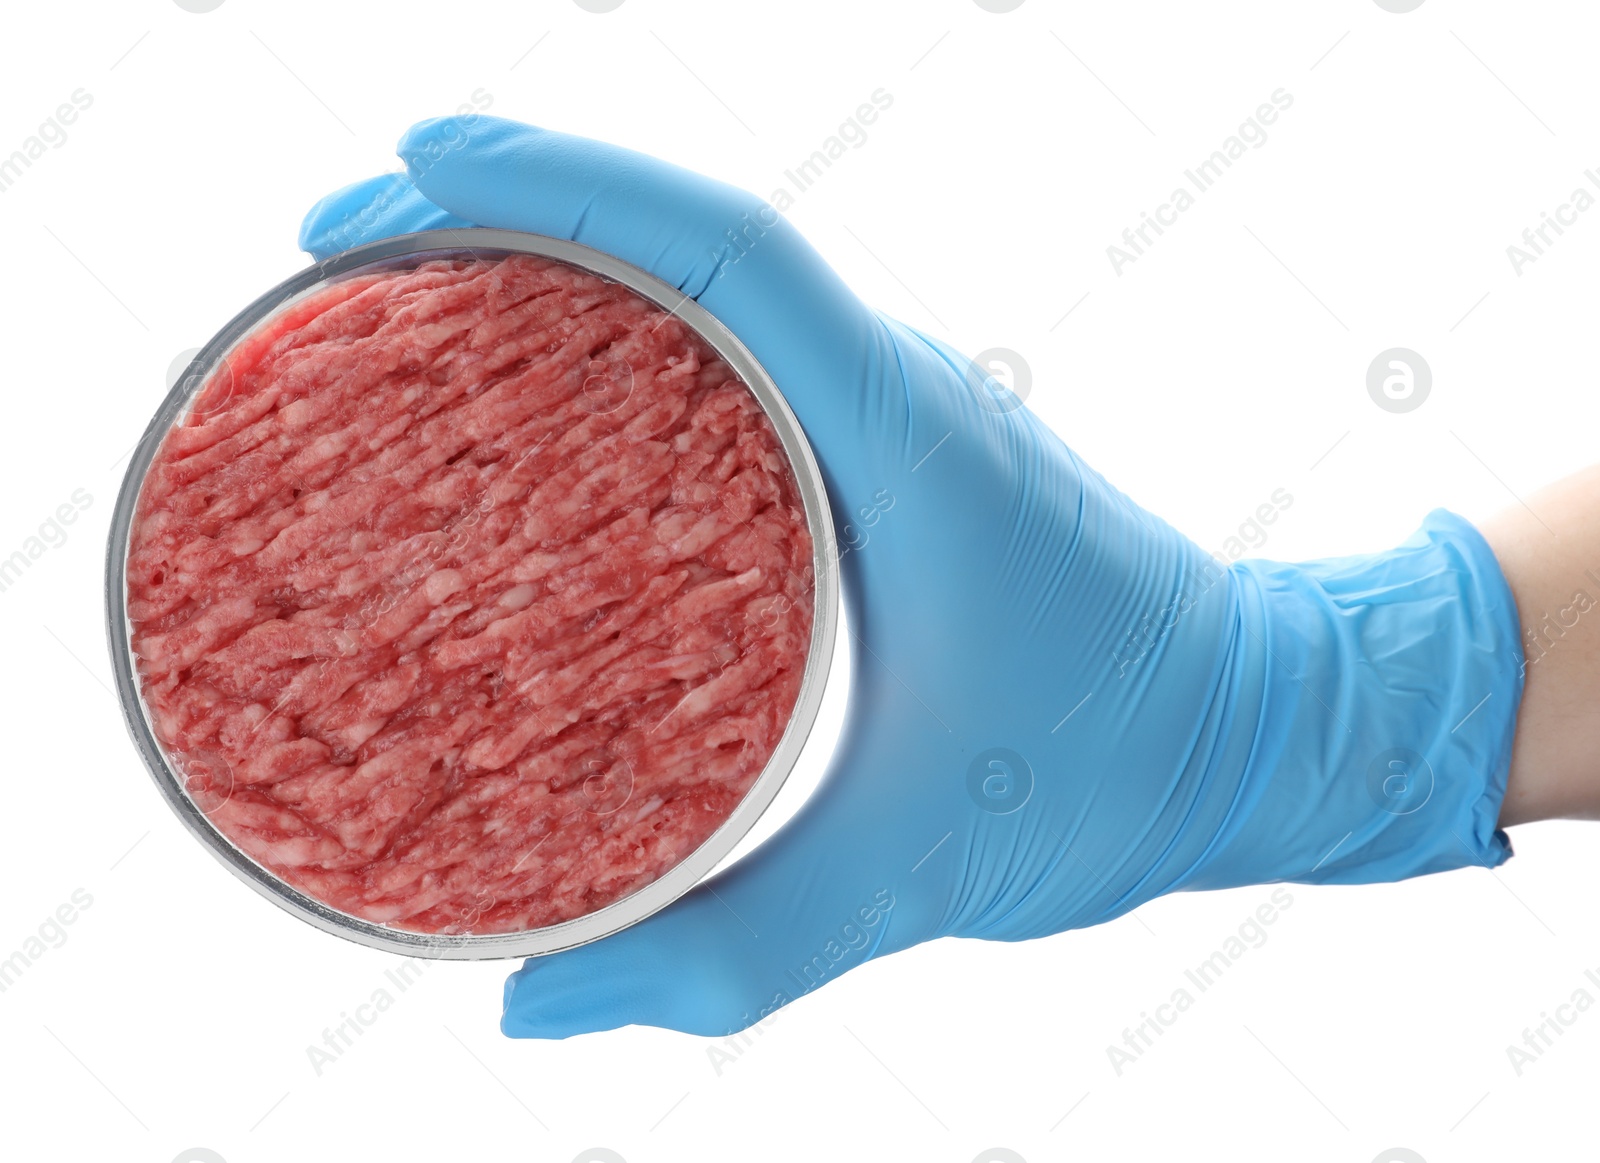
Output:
top-left (128, 254), bottom-right (814, 935)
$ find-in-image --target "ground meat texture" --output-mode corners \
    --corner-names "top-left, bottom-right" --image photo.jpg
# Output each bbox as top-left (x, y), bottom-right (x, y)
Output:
top-left (127, 254), bottom-right (815, 935)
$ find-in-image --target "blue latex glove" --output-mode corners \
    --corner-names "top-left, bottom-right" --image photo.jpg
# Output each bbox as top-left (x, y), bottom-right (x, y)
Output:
top-left (299, 116), bottom-right (1525, 1039)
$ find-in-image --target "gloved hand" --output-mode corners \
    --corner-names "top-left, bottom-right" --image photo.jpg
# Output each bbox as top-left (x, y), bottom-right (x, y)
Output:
top-left (299, 116), bottom-right (1525, 1039)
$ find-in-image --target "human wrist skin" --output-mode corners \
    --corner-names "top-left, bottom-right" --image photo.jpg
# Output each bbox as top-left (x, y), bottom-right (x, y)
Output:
top-left (1473, 462), bottom-right (1600, 828)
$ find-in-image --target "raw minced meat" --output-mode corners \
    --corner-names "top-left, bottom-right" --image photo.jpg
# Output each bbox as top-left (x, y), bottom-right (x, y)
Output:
top-left (126, 253), bottom-right (815, 935)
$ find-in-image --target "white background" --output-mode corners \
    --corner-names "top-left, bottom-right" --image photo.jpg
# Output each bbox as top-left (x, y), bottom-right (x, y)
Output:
top-left (0, 1), bottom-right (1596, 1161)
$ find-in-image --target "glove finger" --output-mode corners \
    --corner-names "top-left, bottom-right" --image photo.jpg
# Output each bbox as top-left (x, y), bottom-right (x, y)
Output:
top-left (397, 116), bottom-right (842, 307)
top-left (394, 116), bottom-right (898, 471)
top-left (297, 172), bottom-right (472, 260)
top-left (501, 717), bottom-right (954, 1038)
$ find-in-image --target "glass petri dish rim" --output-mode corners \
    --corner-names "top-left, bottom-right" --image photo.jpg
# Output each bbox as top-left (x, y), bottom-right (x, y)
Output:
top-left (103, 227), bottom-right (840, 960)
